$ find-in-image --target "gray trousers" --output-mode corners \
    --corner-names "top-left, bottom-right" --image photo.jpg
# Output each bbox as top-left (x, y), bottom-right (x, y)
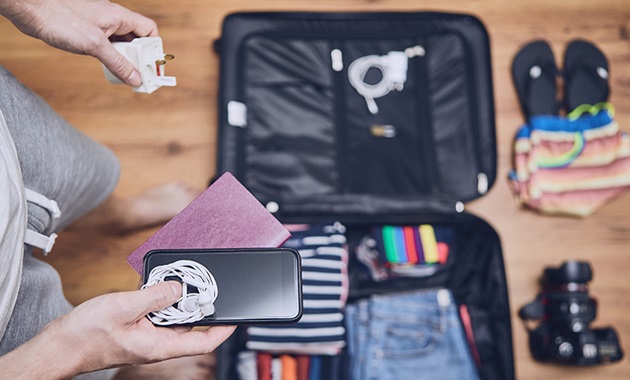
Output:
top-left (0, 66), bottom-right (120, 379)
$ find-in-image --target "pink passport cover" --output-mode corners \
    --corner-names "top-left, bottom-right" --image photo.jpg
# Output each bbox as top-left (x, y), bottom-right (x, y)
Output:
top-left (127, 172), bottom-right (291, 274)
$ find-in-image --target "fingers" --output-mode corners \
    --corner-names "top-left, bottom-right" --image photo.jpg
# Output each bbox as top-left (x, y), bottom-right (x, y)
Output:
top-left (130, 12), bottom-right (158, 37)
top-left (105, 3), bottom-right (159, 37)
top-left (116, 7), bottom-right (159, 38)
top-left (131, 281), bottom-right (182, 318)
top-left (163, 326), bottom-right (237, 357)
top-left (95, 40), bottom-right (142, 86)
top-left (89, 4), bottom-right (158, 86)
top-left (172, 326), bottom-right (192, 334)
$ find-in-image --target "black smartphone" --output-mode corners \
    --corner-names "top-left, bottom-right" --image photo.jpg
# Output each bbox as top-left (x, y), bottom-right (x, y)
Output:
top-left (142, 248), bottom-right (303, 325)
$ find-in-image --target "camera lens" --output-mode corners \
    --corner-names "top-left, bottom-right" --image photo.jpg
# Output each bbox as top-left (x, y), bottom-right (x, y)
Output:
top-left (544, 261), bottom-right (592, 285)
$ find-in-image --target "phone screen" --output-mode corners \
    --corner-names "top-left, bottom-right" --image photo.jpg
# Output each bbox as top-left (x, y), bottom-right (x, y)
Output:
top-left (143, 248), bottom-right (302, 325)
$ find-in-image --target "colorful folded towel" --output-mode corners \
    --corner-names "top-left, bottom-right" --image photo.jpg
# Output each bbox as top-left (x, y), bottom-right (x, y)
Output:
top-left (509, 104), bottom-right (630, 217)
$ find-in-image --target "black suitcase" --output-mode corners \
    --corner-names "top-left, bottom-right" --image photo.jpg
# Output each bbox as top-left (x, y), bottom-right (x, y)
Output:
top-left (214, 12), bottom-right (513, 380)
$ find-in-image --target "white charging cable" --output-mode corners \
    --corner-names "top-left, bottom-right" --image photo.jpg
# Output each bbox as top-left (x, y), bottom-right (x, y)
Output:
top-left (347, 45), bottom-right (425, 115)
top-left (142, 260), bottom-right (218, 326)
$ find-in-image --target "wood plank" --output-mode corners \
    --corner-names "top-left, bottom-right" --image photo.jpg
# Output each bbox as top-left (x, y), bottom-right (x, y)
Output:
top-left (1, 0), bottom-right (629, 377)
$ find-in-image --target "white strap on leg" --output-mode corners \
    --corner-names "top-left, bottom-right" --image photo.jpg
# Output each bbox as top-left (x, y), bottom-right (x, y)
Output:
top-left (25, 188), bottom-right (61, 219)
top-left (23, 189), bottom-right (60, 255)
top-left (24, 229), bottom-right (57, 256)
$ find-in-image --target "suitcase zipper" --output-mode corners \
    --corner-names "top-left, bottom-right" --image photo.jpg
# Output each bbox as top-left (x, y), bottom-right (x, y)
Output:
top-left (462, 40), bottom-right (491, 196)
top-left (264, 195), bottom-right (465, 219)
top-left (414, 44), bottom-right (439, 193)
top-left (331, 43), bottom-right (348, 194)
top-left (234, 45), bottom-right (248, 180)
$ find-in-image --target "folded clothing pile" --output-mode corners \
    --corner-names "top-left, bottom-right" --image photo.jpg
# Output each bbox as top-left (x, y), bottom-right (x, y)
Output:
top-left (509, 105), bottom-right (630, 217)
top-left (236, 352), bottom-right (348, 380)
top-left (246, 222), bottom-right (349, 355)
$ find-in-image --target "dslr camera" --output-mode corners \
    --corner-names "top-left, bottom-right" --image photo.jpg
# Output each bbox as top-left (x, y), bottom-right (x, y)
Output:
top-left (519, 261), bottom-right (623, 365)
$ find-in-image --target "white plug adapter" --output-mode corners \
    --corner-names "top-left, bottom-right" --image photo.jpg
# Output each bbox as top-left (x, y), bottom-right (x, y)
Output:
top-left (385, 51), bottom-right (408, 90)
top-left (103, 37), bottom-right (177, 94)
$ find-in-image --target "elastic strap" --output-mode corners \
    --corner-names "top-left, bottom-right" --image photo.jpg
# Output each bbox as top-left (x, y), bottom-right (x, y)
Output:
top-left (25, 188), bottom-right (61, 219)
top-left (24, 229), bottom-right (58, 256)
top-left (567, 102), bottom-right (615, 120)
top-left (23, 189), bottom-right (61, 255)
top-left (536, 131), bottom-right (585, 169)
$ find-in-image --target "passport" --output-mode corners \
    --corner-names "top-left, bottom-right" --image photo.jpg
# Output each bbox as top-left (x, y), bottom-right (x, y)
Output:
top-left (126, 172), bottom-right (290, 274)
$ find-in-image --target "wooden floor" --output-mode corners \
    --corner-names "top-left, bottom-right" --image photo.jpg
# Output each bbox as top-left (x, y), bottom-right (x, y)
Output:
top-left (1, 0), bottom-right (629, 378)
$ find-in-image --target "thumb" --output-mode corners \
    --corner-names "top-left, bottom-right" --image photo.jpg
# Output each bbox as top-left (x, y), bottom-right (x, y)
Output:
top-left (95, 40), bottom-right (142, 86)
top-left (133, 281), bottom-right (182, 318)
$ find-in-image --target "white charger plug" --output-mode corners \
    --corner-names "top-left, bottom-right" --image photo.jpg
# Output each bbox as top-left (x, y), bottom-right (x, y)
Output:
top-left (103, 36), bottom-right (177, 94)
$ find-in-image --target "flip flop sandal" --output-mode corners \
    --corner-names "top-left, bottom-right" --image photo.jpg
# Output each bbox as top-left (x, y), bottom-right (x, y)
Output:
top-left (512, 40), bottom-right (561, 121)
top-left (563, 39), bottom-right (610, 113)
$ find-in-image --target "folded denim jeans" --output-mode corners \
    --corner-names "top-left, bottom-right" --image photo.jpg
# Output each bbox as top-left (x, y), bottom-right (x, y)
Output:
top-left (345, 288), bottom-right (479, 380)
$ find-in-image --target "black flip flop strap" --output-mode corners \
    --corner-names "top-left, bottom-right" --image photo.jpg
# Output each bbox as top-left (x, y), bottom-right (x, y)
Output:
top-left (523, 61), bottom-right (560, 118)
top-left (565, 60), bottom-right (610, 105)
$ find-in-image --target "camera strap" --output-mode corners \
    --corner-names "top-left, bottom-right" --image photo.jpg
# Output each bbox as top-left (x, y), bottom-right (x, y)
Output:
top-left (518, 295), bottom-right (545, 331)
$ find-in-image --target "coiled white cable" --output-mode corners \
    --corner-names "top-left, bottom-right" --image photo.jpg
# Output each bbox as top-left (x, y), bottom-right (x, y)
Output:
top-left (348, 54), bottom-right (392, 115)
top-left (347, 45), bottom-right (425, 115)
top-left (142, 260), bottom-right (218, 326)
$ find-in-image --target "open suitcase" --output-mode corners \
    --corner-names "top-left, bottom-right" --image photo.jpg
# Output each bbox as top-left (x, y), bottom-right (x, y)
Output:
top-left (213, 12), bottom-right (514, 380)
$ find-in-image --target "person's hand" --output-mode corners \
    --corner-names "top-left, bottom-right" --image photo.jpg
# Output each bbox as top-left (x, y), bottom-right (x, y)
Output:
top-left (0, 0), bottom-right (158, 86)
top-left (0, 282), bottom-right (235, 379)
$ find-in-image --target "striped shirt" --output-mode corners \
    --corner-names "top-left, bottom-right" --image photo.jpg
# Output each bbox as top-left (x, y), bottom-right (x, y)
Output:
top-left (246, 222), bottom-right (348, 355)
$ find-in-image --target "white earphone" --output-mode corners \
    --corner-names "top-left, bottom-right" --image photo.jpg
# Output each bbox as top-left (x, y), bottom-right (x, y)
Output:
top-left (142, 260), bottom-right (218, 326)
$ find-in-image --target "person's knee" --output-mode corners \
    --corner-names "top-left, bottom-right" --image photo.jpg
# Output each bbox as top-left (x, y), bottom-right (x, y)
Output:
top-left (0, 66), bottom-right (29, 100)
top-left (0, 65), bottom-right (16, 82)
top-left (0, 66), bottom-right (25, 108)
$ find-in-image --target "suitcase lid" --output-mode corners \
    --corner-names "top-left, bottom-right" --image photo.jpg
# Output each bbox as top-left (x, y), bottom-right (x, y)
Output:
top-left (216, 12), bottom-right (496, 216)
